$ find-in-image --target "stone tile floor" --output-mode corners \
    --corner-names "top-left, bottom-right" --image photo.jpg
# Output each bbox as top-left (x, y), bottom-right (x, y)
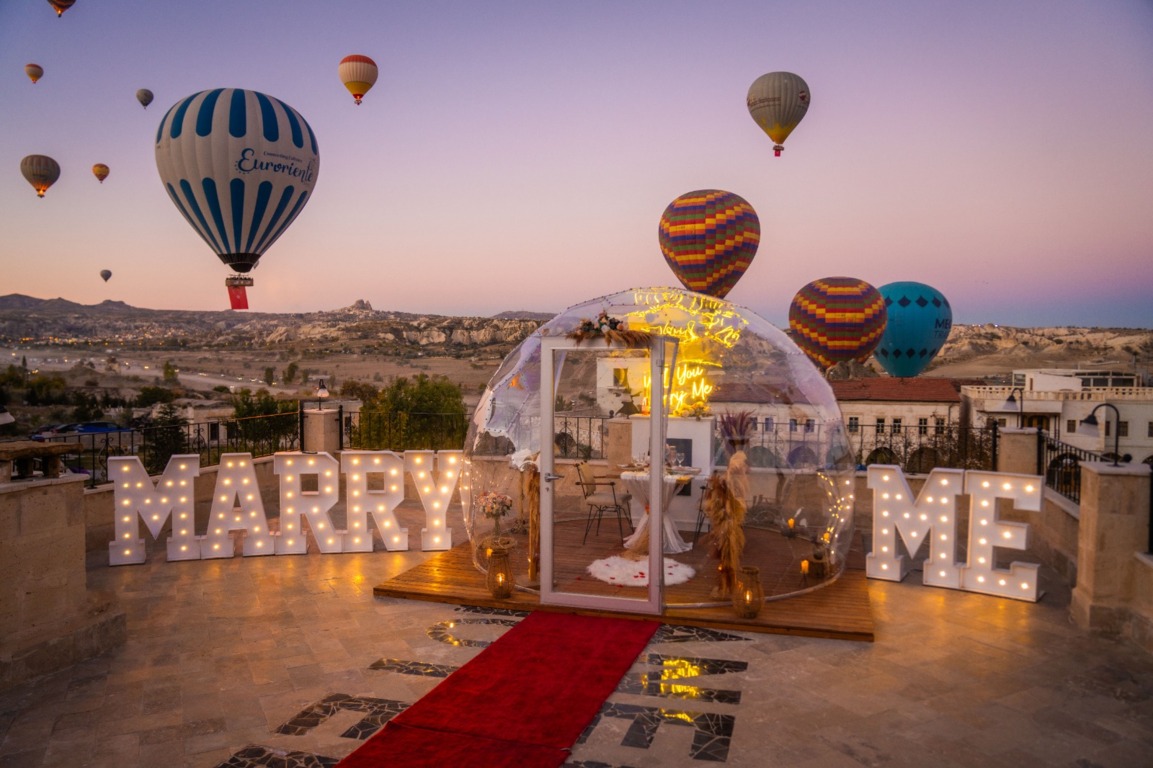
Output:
top-left (2, 550), bottom-right (1153, 767)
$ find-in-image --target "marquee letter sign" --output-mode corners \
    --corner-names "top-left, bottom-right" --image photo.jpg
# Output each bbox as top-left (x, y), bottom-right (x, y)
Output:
top-left (108, 450), bottom-right (463, 565)
top-left (866, 465), bottom-right (1042, 602)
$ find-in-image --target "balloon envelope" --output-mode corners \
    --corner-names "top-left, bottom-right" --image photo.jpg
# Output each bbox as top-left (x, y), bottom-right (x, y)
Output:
top-left (20, 154), bottom-right (60, 197)
top-left (338, 54), bottom-right (378, 105)
top-left (788, 277), bottom-right (887, 369)
top-left (92, 163), bottom-right (109, 183)
top-left (154, 88), bottom-right (320, 274)
top-left (136, 88), bottom-right (154, 108)
top-left (658, 189), bottom-right (760, 299)
top-left (47, 0), bottom-right (74, 17)
top-left (25, 63), bottom-right (43, 84)
top-left (100, 269), bottom-right (112, 282)
top-left (874, 282), bottom-right (953, 377)
top-left (747, 72), bottom-right (811, 156)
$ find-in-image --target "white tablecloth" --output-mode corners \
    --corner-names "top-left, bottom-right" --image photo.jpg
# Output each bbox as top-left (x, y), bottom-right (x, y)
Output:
top-left (619, 469), bottom-right (696, 554)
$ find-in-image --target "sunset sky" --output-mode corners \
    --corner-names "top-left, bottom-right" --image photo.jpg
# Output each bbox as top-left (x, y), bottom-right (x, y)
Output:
top-left (2, 1), bottom-right (1152, 328)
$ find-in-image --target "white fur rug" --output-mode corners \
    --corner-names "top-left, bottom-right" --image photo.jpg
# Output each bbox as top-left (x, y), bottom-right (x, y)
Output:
top-left (586, 556), bottom-right (695, 587)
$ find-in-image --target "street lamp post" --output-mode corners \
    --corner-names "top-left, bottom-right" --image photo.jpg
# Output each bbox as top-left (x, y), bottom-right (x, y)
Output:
top-left (1079, 403), bottom-right (1121, 466)
top-left (316, 379), bottom-right (329, 412)
top-left (1003, 387), bottom-right (1024, 428)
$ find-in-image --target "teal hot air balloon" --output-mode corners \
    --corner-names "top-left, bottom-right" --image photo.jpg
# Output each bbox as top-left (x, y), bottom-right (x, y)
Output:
top-left (874, 282), bottom-right (952, 377)
top-left (154, 89), bottom-right (319, 303)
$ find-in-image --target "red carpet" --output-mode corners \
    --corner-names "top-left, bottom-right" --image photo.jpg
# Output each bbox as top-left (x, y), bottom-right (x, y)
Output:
top-left (338, 611), bottom-right (659, 768)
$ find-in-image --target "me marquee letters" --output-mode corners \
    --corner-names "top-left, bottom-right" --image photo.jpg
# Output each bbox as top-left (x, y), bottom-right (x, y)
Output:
top-left (108, 450), bottom-right (462, 566)
top-left (866, 465), bottom-right (1043, 602)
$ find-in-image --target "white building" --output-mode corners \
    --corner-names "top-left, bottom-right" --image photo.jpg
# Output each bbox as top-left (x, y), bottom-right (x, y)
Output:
top-left (961, 368), bottom-right (1153, 464)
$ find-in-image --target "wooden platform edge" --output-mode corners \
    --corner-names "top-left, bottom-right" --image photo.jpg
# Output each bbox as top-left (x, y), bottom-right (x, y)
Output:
top-left (373, 543), bottom-right (875, 643)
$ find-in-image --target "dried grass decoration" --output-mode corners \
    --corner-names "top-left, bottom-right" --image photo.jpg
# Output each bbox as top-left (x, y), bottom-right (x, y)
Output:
top-left (567, 311), bottom-right (652, 347)
top-left (705, 474), bottom-right (747, 599)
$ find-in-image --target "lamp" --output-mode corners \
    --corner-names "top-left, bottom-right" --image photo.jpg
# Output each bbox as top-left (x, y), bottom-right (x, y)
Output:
top-left (486, 546), bottom-right (513, 599)
top-left (1003, 387), bottom-right (1024, 428)
top-left (1079, 403), bottom-right (1121, 466)
top-left (732, 565), bottom-right (763, 619)
top-left (316, 380), bottom-right (329, 411)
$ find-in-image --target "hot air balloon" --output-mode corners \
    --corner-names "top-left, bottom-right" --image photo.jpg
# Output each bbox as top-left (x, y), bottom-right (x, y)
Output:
top-left (338, 54), bottom-right (378, 105)
top-left (154, 88), bottom-right (320, 309)
top-left (874, 282), bottom-right (953, 378)
top-left (100, 269), bottom-right (112, 282)
top-left (20, 154), bottom-right (60, 198)
top-left (788, 277), bottom-right (887, 370)
top-left (47, 0), bottom-right (75, 17)
top-left (25, 64), bottom-right (43, 84)
top-left (658, 189), bottom-right (760, 299)
top-left (747, 72), bottom-right (810, 156)
top-left (92, 163), bottom-right (109, 183)
top-left (136, 88), bottom-right (154, 109)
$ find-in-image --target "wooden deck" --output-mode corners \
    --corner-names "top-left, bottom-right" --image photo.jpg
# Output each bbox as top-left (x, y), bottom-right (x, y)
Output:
top-left (374, 519), bottom-right (874, 642)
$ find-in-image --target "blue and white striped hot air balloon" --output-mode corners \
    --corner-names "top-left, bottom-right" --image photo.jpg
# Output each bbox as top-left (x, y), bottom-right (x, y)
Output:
top-left (154, 88), bottom-right (319, 298)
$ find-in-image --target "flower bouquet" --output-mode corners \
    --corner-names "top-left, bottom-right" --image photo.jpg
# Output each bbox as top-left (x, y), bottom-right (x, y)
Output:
top-left (567, 310), bottom-right (652, 347)
top-left (478, 490), bottom-right (514, 537)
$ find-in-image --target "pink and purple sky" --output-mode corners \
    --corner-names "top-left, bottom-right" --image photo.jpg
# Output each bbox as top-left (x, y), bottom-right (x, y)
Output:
top-left (2, 1), bottom-right (1151, 327)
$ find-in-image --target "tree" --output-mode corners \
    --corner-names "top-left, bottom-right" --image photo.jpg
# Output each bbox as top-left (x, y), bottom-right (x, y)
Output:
top-left (137, 386), bottom-right (176, 407)
top-left (340, 380), bottom-right (379, 403)
top-left (356, 374), bottom-right (466, 450)
top-left (143, 403), bottom-right (187, 475)
top-left (162, 361), bottom-right (179, 383)
top-left (282, 361), bottom-right (299, 384)
top-left (263, 366), bottom-right (276, 386)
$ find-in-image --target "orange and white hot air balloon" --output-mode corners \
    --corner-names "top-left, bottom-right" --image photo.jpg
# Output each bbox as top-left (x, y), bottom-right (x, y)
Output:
top-left (25, 63), bottom-right (44, 84)
top-left (92, 163), bottom-right (109, 183)
top-left (21, 154), bottom-right (60, 198)
top-left (338, 54), bottom-right (378, 105)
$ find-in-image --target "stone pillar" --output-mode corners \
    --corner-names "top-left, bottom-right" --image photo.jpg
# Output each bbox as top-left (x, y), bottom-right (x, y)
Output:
top-left (303, 407), bottom-right (341, 454)
top-left (997, 427), bottom-right (1038, 476)
top-left (1070, 462), bottom-right (1152, 636)
top-left (605, 418), bottom-right (633, 468)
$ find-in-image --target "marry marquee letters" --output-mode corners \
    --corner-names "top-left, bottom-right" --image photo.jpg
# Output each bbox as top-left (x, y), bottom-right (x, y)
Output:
top-left (108, 450), bottom-right (462, 566)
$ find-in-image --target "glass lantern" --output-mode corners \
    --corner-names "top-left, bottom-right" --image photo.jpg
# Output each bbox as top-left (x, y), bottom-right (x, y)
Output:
top-left (732, 565), bottom-right (764, 619)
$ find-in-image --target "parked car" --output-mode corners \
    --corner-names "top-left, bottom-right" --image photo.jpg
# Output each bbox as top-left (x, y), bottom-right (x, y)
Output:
top-left (73, 421), bottom-right (130, 434)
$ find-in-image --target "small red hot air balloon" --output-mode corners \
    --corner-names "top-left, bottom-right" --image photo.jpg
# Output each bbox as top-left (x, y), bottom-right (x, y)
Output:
top-left (338, 54), bottom-right (378, 105)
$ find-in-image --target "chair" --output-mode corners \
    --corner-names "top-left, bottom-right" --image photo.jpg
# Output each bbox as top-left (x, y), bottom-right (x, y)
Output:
top-left (575, 462), bottom-right (632, 544)
top-left (692, 477), bottom-right (713, 546)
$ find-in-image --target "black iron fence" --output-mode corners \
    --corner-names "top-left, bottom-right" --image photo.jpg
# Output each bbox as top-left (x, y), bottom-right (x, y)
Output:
top-left (1037, 430), bottom-right (1100, 504)
top-left (31, 410), bottom-right (301, 487)
top-left (344, 410), bottom-right (468, 452)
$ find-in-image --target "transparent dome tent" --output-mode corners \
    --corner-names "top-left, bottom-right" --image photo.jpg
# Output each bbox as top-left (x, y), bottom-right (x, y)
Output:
top-left (462, 287), bottom-right (856, 610)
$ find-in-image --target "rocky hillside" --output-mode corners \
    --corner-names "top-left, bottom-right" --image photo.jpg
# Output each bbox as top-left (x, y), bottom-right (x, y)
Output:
top-left (0, 295), bottom-right (545, 357)
top-left (929, 324), bottom-right (1153, 377)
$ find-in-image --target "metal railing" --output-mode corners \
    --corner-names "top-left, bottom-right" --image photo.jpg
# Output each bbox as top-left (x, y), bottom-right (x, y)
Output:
top-left (1037, 430), bottom-right (1101, 504)
top-left (737, 423), bottom-right (999, 472)
top-left (344, 410), bottom-right (468, 452)
top-left (33, 410), bottom-right (301, 487)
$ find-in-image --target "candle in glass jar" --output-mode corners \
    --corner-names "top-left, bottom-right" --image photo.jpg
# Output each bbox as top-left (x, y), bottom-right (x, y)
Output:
top-left (801, 559), bottom-right (809, 575)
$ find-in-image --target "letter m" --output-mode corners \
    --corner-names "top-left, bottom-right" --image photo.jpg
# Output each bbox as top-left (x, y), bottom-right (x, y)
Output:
top-left (866, 465), bottom-right (965, 587)
top-left (108, 455), bottom-right (200, 565)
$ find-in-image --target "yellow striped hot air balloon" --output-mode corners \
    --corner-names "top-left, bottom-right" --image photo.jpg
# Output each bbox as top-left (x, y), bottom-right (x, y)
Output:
top-left (747, 72), bottom-right (811, 156)
top-left (338, 54), bottom-right (378, 105)
top-left (25, 63), bottom-right (44, 84)
top-left (92, 163), bottom-right (109, 183)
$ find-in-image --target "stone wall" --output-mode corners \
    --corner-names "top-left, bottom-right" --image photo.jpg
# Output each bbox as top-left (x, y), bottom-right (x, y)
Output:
top-left (1, 475), bottom-right (126, 692)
